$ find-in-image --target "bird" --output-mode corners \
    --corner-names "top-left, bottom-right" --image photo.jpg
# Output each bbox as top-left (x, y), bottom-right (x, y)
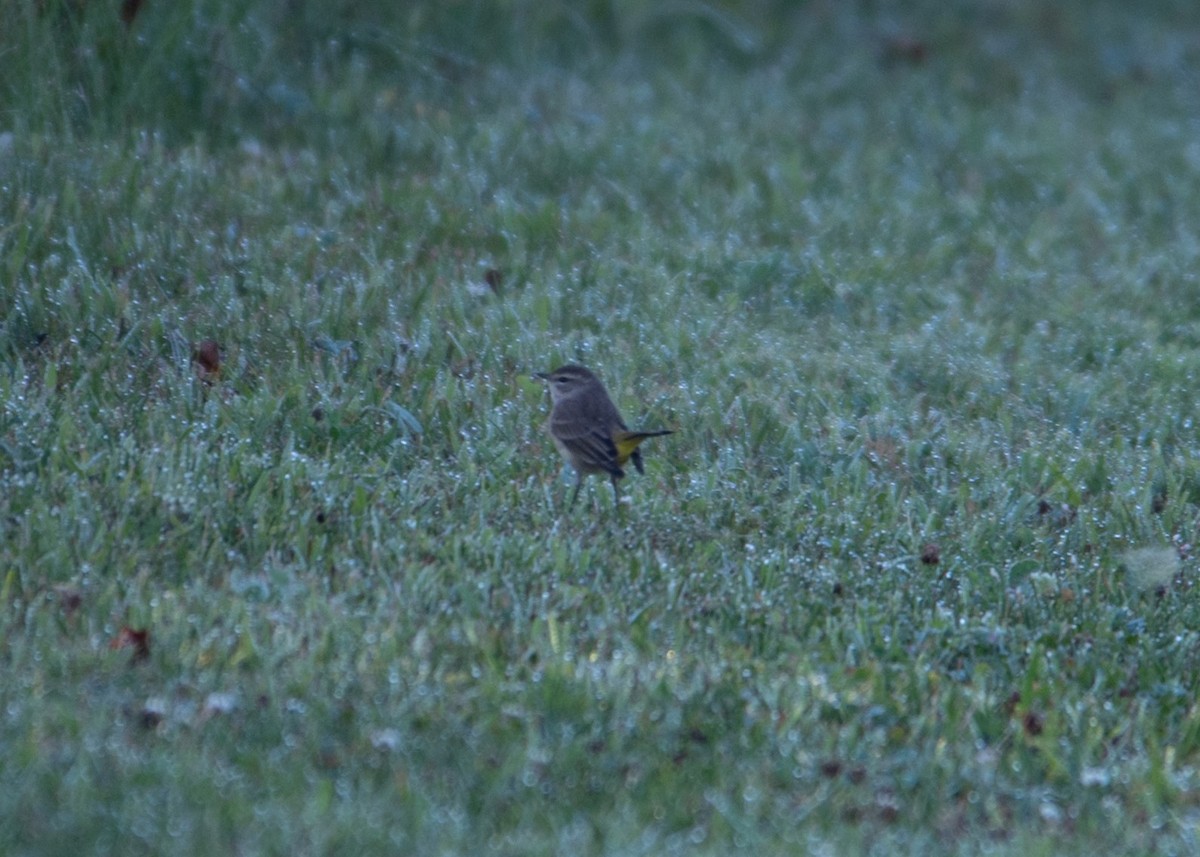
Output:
top-left (534, 364), bottom-right (673, 510)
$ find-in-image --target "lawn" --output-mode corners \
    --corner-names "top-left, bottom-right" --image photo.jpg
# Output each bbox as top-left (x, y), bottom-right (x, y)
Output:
top-left (4, 0), bottom-right (1200, 853)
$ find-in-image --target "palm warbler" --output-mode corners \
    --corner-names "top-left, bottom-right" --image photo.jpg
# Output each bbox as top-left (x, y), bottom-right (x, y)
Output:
top-left (534, 364), bottom-right (673, 510)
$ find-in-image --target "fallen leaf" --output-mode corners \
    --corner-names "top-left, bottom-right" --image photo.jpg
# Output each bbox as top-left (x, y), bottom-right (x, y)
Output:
top-left (484, 267), bottom-right (503, 292)
top-left (121, 0), bottom-right (144, 26)
top-left (192, 339), bottom-right (221, 384)
top-left (137, 697), bottom-right (167, 730)
top-left (111, 626), bottom-right (151, 662)
top-left (1023, 711), bottom-right (1044, 736)
top-left (55, 585), bottom-right (83, 617)
top-left (881, 33), bottom-right (928, 64)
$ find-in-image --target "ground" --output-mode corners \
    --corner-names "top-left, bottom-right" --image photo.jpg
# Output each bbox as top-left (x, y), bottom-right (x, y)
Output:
top-left (3, 1), bottom-right (1200, 853)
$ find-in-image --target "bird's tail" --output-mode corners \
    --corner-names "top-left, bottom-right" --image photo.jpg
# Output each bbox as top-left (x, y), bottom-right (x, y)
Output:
top-left (614, 429), bottom-right (674, 473)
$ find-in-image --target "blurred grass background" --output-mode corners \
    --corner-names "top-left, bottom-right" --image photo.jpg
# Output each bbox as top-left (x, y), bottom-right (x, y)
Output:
top-left (4, 0), bottom-right (1200, 853)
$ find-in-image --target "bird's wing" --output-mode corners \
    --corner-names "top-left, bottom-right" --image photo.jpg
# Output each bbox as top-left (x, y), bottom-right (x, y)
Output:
top-left (552, 414), bottom-right (623, 476)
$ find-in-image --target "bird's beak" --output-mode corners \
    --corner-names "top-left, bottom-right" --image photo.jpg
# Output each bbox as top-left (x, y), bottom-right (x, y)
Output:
top-left (533, 372), bottom-right (550, 381)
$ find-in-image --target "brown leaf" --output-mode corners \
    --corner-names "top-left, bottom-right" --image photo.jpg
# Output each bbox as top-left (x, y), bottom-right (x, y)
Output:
top-left (121, 0), bottom-right (144, 26)
top-left (819, 759), bottom-right (842, 778)
top-left (111, 626), bottom-right (151, 662)
top-left (137, 705), bottom-right (164, 730)
top-left (1037, 499), bottom-right (1076, 528)
top-left (55, 586), bottom-right (83, 617)
top-left (881, 33), bottom-right (928, 64)
top-left (920, 543), bottom-right (941, 565)
top-left (875, 790), bottom-right (901, 823)
top-left (192, 339), bottom-right (221, 383)
top-left (483, 267), bottom-right (503, 293)
top-left (1022, 711), bottom-right (1044, 736)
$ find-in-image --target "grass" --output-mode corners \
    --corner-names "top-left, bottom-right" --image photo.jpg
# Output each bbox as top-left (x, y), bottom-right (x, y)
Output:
top-left (4, 0), bottom-right (1200, 853)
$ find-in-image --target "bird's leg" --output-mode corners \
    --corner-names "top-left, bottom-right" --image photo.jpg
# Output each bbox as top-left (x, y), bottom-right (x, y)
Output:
top-left (569, 474), bottom-right (584, 511)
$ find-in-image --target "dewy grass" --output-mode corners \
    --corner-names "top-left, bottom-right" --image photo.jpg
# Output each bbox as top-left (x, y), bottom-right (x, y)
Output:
top-left (4, 1), bottom-right (1200, 853)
